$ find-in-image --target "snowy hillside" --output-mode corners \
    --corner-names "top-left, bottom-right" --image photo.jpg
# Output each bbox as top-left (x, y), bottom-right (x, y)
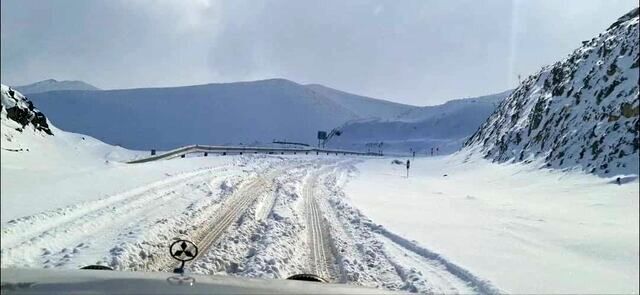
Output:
top-left (28, 79), bottom-right (414, 150)
top-left (1, 84), bottom-right (145, 220)
top-left (305, 84), bottom-right (414, 120)
top-left (1, 84), bottom-right (137, 168)
top-left (464, 8), bottom-right (639, 176)
top-left (396, 90), bottom-right (510, 122)
top-left (328, 90), bottom-right (511, 154)
top-left (14, 79), bottom-right (100, 94)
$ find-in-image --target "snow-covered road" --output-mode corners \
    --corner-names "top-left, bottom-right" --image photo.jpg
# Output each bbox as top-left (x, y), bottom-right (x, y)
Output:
top-left (5, 151), bottom-right (636, 293)
top-left (1, 155), bottom-right (491, 294)
top-left (303, 167), bottom-right (337, 280)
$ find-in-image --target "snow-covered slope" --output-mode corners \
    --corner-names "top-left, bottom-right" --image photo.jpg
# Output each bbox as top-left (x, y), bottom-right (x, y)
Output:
top-left (396, 90), bottom-right (510, 122)
top-left (1, 84), bottom-right (136, 167)
top-left (28, 79), bottom-right (415, 150)
top-left (464, 8), bottom-right (639, 177)
top-left (14, 79), bottom-right (100, 94)
top-left (305, 84), bottom-right (414, 120)
top-left (1, 84), bottom-right (147, 221)
top-left (328, 90), bottom-right (511, 154)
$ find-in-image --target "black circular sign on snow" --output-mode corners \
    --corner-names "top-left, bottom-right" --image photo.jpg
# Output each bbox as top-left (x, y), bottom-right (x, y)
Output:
top-left (169, 239), bottom-right (198, 262)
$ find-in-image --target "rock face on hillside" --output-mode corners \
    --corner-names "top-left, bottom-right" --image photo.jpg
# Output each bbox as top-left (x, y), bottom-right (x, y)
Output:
top-left (1, 84), bottom-right (53, 135)
top-left (464, 8), bottom-right (639, 176)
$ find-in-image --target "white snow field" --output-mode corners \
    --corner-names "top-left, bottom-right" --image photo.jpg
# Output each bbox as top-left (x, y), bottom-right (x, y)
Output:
top-left (3, 151), bottom-right (637, 294)
top-left (345, 154), bottom-right (639, 294)
top-left (2, 85), bottom-right (638, 294)
top-left (3, 137), bottom-right (638, 294)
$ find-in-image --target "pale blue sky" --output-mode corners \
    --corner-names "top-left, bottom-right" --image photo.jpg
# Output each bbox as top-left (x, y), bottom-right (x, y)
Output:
top-left (1, 0), bottom-right (637, 105)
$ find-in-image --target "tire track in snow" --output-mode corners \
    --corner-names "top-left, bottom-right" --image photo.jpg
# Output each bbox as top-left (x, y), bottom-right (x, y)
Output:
top-left (164, 168), bottom-right (282, 271)
top-left (376, 233), bottom-right (476, 294)
top-left (0, 168), bottom-right (227, 269)
top-left (254, 178), bottom-right (280, 222)
top-left (1, 167), bottom-right (225, 250)
top-left (371, 225), bottom-right (501, 294)
top-left (303, 167), bottom-right (338, 281)
top-left (185, 161), bottom-right (322, 278)
top-left (317, 161), bottom-right (497, 294)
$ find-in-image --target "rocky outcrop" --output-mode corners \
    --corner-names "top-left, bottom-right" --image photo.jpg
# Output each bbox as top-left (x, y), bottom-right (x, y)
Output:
top-left (1, 84), bottom-right (53, 135)
top-left (464, 8), bottom-right (639, 176)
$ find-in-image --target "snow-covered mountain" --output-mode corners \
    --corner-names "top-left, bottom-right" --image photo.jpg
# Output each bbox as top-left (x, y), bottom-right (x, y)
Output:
top-left (305, 84), bottom-right (414, 120)
top-left (328, 90), bottom-right (511, 154)
top-left (14, 79), bottom-right (100, 94)
top-left (27, 79), bottom-right (414, 150)
top-left (1, 84), bottom-right (135, 164)
top-left (463, 8), bottom-right (639, 176)
top-left (396, 90), bottom-right (510, 122)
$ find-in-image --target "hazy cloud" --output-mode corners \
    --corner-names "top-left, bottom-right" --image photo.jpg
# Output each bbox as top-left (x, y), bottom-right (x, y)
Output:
top-left (1, 0), bottom-right (637, 105)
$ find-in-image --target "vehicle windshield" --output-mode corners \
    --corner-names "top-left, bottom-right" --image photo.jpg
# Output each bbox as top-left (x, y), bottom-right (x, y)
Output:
top-left (1, 1), bottom-right (639, 294)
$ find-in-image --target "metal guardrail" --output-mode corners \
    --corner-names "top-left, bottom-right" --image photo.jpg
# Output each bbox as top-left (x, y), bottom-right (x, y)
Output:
top-left (127, 145), bottom-right (380, 164)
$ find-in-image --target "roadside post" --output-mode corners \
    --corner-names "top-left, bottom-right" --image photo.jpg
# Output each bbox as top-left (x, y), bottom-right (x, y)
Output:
top-left (406, 159), bottom-right (410, 178)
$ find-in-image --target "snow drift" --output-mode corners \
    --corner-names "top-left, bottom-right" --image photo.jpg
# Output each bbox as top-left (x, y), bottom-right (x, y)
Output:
top-left (464, 8), bottom-right (640, 176)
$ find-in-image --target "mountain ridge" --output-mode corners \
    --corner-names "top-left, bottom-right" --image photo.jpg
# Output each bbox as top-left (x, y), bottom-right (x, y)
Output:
top-left (14, 79), bottom-right (100, 94)
top-left (26, 79), bottom-right (415, 150)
